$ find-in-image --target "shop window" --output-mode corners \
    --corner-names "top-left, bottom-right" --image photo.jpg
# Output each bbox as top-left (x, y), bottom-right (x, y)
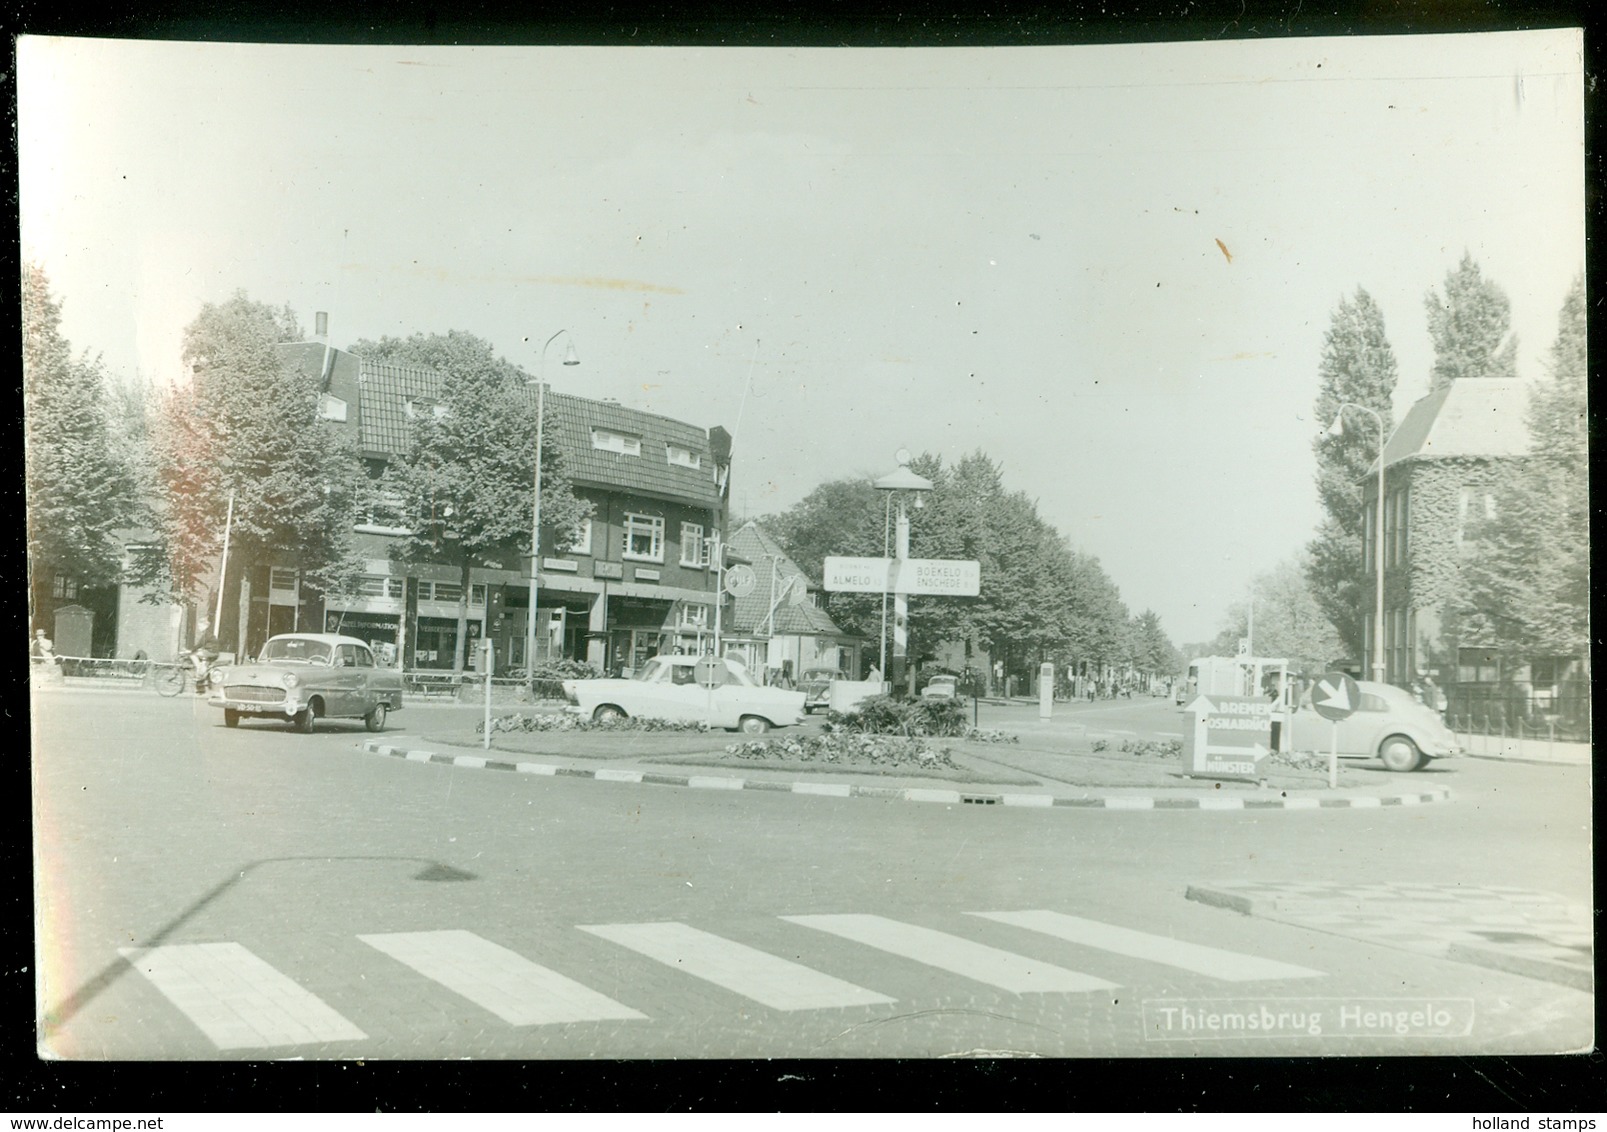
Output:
top-left (622, 513), bottom-right (665, 562)
top-left (667, 444), bottom-right (701, 469)
top-left (592, 428), bottom-right (642, 456)
top-left (681, 522), bottom-right (707, 567)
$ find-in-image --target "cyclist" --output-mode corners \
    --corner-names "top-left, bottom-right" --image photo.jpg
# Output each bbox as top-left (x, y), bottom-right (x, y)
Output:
top-left (192, 619), bottom-right (221, 690)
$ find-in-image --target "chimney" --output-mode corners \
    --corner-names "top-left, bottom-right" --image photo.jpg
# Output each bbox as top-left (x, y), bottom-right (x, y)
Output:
top-left (315, 311), bottom-right (329, 342)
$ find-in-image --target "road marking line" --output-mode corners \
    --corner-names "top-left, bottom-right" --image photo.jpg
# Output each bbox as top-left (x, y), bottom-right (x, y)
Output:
top-left (577, 922), bottom-right (894, 1011)
top-left (793, 782), bottom-right (851, 797)
top-left (595, 769), bottom-right (643, 783)
top-left (781, 914), bottom-right (1116, 993)
top-left (358, 930), bottom-right (644, 1026)
top-left (969, 911), bottom-right (1324, 982)
top-left (119, 943), bottom-right (365, 1050)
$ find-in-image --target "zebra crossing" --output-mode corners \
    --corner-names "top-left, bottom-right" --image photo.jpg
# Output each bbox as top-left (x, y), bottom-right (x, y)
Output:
top-left (116, 909), bottom-right (1326, 1052)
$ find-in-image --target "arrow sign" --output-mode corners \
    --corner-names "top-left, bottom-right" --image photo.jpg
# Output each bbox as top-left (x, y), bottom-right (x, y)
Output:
top-left (1311, 671), bottom-right (1361, 722)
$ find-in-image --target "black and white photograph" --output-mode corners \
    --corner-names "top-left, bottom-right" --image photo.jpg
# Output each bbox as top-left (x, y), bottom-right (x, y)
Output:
top-left (20, 22), bottom-right (1589, 1073)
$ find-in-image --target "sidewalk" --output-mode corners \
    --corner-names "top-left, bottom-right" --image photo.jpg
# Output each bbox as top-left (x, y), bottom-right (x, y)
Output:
top-left (1456, 731), bottom-right (1591, 766)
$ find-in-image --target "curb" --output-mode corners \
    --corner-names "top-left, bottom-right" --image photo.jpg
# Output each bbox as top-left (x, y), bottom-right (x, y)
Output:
top-left (361, 739), bottom-right (1454, 812)
top-left (1185, 885), bottom-right (1590, 993)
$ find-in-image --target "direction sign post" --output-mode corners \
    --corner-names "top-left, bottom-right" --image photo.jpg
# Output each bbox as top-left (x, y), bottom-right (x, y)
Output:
top-left (1310, 671), bottom-right (1360, 789)
top-left (1181, 693), bottom-right (1273, 782)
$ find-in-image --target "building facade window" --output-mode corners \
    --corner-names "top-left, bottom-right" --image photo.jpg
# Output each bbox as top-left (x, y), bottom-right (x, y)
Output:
top-left (677, 604), bottom-right (709, 630)
top-left (591, 428), bottom-right (642, 456)
top-left (356, 575), bottom-right (400, 599)
top-left (51, 575), bottom-right (80, 600)
top-left (666, 444), bottom-right (701, 469)
top-left (567, 519), bottom-right (593, 556)
top-left (622, 513), bottom-right (665, 562)
top-left (680, 522), bottom-right (707, 567)
top-left (269, 567), bottom-right (299, 593)
top-left (1457, 647), bottom-right (1500, 684)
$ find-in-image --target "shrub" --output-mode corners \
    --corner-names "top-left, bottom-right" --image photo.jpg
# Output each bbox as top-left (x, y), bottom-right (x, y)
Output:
top-left (526, 659), bottom-right (601, 681)
top-left (824, 694), bottom-right (970, 738)
top-left (1118, 739), bottom-right (1181, 758)
top-left (1090, 739), bottom-right (1109, 752)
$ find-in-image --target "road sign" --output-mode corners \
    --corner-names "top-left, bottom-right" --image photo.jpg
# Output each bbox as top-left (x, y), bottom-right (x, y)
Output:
top-left (1182, 693), bottom-right (1273, 781)
top-left (694, 655), bottom-right (724, 690)
top-left (724, 564), bottom-right (756, 597)
top-left (1311, 671), bottom-right (1361, 722)
top-left (823, 556), bottom-right (981, 596)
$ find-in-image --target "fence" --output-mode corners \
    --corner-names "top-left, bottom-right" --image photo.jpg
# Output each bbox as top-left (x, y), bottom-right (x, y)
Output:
top-left (32, 655), bottom-right (572, 703)
top-left (1445, 685), bottom-right (1591, 744)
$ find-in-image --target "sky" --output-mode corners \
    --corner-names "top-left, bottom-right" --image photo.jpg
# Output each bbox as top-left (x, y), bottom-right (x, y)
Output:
top-left (17, 31), bottom-right (1585, 645)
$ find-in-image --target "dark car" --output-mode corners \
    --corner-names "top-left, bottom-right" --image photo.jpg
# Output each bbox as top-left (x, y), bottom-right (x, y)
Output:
top-left (800, 667), bottom-right (846, 714)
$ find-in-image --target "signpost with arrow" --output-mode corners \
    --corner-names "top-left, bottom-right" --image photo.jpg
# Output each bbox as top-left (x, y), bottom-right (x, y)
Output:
top-left (1310, 671), bottom-right (1361, 788)
top-left (1181, 693), bottom-right (1274, 782)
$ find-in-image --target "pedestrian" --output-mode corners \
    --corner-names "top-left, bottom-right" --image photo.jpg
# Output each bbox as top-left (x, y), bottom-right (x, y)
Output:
top-left (30, 629), bottom-right (56, 665)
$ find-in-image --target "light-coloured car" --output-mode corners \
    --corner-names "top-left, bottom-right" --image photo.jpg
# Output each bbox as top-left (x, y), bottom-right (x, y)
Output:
top-left (562, 654), bottom-right (806, 733)
top-left (920, 674), bottom-right (959, 700)
top-left (208, 632), bottom-right (404, 733)
top-left (1284, 679), bottom-right (1461, 772)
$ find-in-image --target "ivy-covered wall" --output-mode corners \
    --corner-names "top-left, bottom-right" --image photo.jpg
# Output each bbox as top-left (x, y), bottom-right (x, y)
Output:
top-left (1361, 454), bottom-right (1521, 680)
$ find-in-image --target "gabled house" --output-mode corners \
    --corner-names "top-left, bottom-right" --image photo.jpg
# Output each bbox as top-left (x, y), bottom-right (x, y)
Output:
top-left (719, 522), bottom-right (863, 683)
top-left (1359, 377), bottom-right (1585, 729)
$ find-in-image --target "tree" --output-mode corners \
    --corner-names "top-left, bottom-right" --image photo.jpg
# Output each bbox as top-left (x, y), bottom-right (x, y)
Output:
top-left (360, 331), bottom-right (591, 672)
top-left (1210, 553), bottom-right (1343, 670)
top-left (149, 292), bottom-right (363, 642)
top-left (1129, 609), bottom-right (1181, 676)
top-left (1452, 275), bottom-right (1588, 662)
top-left (1425, 252), bottom-right (1518, 389)
top-left (22, 263), bottom-right (140, 624)
top-left (1305, 287), bottom-right (1397, 661)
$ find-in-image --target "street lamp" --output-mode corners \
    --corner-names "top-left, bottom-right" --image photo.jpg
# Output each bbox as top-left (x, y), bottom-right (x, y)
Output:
top-left (873, 449), bottom-right (933, 693)
top-left (526, 331), bottom-right (580, 690)
top-left (1327, 403), bottom-right (1388, 683)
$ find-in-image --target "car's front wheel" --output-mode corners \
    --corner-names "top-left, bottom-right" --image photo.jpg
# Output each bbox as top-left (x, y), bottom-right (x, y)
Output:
top-left (593, 705), bottom-right (626, 724)
top-left (223, 709), bottom-right (240, 728)
top-left (738, 715), bottom-right (771, 735)
top-left (365, 702), bottom-right (387, 732)
top-left (1378, 734), bottom-right (1423, 772)
top-left (293, 701), bottom-right (319, 734)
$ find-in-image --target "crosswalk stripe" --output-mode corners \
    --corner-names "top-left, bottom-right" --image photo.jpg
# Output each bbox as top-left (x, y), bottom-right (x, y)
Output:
top-left (969, 910), bottom-right (1325, 982)
top-left (119, 942), bottom-right (365, 1050)
top-left (781, 914), bottom-right (1117, 993)
top-left (358, 930), bottom-right (645, 1025)
top-left (577, 922), bottom-right (895, 1011)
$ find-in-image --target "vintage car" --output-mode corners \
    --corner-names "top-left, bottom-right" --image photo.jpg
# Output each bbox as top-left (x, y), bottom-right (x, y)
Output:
top-left (561, 654), bottom-right (806, 733)
top-left (208, 632), bottom-right (404, 733)
top-left (799, 666), bottom-right (847, 714)
top-left (1283, 679), bottom-right (1461, 772)
top-left (920, 673), bottom-right (959, 701)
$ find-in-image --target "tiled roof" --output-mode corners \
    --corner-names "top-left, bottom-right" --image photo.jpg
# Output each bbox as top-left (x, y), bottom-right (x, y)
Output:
top-left (1372, 379), bottom-right (1534, 473)
top-left (725, 522), bottom-right (852, 638)
top-left (539, 389), bottom-right (720, 506)
top-left (350, 359), bottom-right (722, 506)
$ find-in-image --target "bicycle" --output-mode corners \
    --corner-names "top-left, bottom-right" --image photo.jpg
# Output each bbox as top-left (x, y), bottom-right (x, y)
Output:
top-left (154, 652), bottom-right (217, 697)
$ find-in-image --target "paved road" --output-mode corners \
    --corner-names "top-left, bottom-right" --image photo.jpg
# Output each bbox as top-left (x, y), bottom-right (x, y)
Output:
top-left (31, 688), bottom-right (1592, 1060)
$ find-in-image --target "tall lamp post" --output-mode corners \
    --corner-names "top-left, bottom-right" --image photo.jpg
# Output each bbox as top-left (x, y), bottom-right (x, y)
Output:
top-left (526, 331), bottom-right (580, 691)
top-left (1327, 402), bottom-right (1388, 683)
top-left (873, 450), bottom-right (933, 693)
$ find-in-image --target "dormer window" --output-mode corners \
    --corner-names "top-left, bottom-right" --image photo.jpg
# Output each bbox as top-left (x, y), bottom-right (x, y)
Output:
top-left (592, 428), bottom-right (642, 456)
top-left (666, 444), bottom-right (701, 469)
top-left (405, 397), bottom-right (447, 421)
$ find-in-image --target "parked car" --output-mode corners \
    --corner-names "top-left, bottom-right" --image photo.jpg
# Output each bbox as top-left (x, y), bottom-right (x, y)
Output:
top-left (920, 674), bottom-right (959, 700)
top-left (800, 667), bottom-right (846, 714)
top-left (208, 633), bottom-right (404, 733)
top-left (1284, 679), bottom-right (1461, 772)
top-left (561, 654), bottom-right (806, 733)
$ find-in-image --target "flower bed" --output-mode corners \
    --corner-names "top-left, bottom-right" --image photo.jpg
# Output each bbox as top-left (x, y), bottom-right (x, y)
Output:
top-left (480, 712), bottom-right (711, 735)
top-left (725, 733), bottom-right (962, 770)
top-left (824, 694), bottom-right (1017, 744)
